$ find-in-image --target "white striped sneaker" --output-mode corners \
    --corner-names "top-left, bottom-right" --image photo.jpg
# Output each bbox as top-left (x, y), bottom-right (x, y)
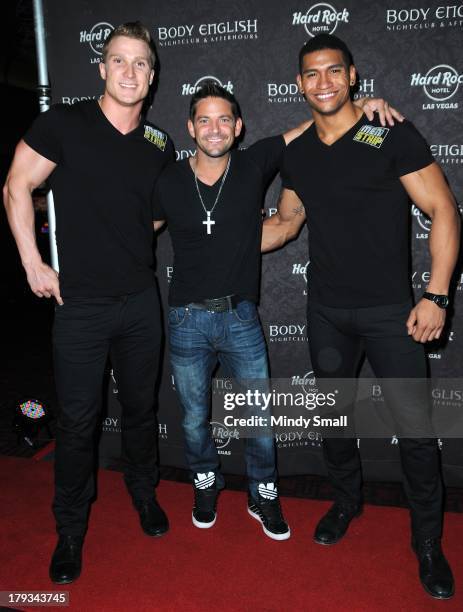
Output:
top-left (192, 472), bottom-right (218, 528)
top-left (248, 484), bottom-right (290, 541)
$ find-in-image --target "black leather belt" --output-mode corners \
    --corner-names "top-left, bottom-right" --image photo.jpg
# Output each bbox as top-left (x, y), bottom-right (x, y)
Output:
top-left (189, 295), bottom-right (242, 313)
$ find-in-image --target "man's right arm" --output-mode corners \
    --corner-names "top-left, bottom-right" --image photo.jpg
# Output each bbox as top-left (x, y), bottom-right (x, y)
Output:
top-left (261, 188), bottom-right (306, 252)
top-left (3, 140), bottom-right (63, 303)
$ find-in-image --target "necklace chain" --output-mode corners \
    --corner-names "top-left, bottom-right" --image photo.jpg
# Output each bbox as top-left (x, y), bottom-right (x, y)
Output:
top-left (193, 155), bottom-right (231, 217)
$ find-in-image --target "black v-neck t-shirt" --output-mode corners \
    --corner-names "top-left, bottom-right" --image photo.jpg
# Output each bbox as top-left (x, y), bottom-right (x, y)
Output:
top-left (153, 136), bottom-right (285, 306)
top-left (280, 116), bottom-right (434, 308)
top-left (24, 101), bottom-right (174, 297)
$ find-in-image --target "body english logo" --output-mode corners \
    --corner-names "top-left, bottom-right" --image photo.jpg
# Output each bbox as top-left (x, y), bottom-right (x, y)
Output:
top-left (386, 5), bottom-right (463, 31)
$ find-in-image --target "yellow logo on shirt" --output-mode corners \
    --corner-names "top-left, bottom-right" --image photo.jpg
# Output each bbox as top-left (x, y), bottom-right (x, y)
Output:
top-left (143, 125), bottom-right (167, 151)
top-left (353, 125), bottom-right (390, 149)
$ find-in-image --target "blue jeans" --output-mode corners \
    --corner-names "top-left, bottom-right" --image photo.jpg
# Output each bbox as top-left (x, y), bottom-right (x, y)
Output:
top-left (168, 300), bottom-right (277, 498)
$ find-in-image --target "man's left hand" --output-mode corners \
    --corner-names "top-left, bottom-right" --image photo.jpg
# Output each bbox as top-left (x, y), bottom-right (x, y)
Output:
top-left (356, 97), bottom-right (405, 127)
top-left (406, 299), bottom-right (446, 343)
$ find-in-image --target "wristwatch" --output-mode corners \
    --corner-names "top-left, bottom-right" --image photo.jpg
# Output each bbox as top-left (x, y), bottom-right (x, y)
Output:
top-left (422, 292), bottom-right (449, 309)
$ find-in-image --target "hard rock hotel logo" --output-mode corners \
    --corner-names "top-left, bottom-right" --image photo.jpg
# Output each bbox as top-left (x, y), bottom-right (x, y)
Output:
top-left (181, 75), bottom-right (234, 97)
top-left (410, 64), bottom-right (462, 110)
top-left (292, 260), bottom-right (310, 295)
top-left (211, 421), bottom-right (239, 456)
top-left (79, 22), bottom-right (114, 64)
top-left (292, 3), bottom-right (350, 37)
top-left (411, 204), bottom-right (432, 240)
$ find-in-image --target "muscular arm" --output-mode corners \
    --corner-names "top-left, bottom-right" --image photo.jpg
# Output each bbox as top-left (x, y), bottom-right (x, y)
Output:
top-left (261, 188), bottom-right (306, 252)
top-left (3, 140), bottom-right (63, 303)
top-left (400, 162), bottom-right (460, 342)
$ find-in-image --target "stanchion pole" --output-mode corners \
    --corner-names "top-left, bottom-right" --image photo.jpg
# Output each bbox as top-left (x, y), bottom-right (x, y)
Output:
top-left (32, 0), bottom-right (58, 271)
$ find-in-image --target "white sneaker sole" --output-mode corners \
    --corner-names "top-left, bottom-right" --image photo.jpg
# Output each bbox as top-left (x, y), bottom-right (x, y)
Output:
top-left (192, 512), bottom-right (217, 529)
top-left (247, 507), bottom-right (291, 541)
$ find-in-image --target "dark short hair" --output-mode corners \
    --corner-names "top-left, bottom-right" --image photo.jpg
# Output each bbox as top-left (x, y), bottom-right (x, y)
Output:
top-left (102, 21), bottom-right (156, 68)
top-left (189, 81), bottom-right (240, 121)
top-left (298, 34), bottom-right (354, 73)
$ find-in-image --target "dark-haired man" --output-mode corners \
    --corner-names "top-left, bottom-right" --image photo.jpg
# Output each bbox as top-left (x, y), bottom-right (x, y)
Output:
top-left (3, 22), bottom-right (173, 583)
top-left (262, 34), bottom-right (459, 599)
top-left (153, 81), bottom-right (399, 541)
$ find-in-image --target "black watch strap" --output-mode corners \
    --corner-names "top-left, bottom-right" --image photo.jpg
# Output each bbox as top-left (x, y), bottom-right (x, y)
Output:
top-left (422, 292), bottom-right (449, 309)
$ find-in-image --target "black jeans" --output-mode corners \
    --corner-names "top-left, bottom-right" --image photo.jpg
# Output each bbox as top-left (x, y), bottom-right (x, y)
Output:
top-left (52, 286), bottom-right (162, 536)
top-left (307, 299), bottom-right (443, 539)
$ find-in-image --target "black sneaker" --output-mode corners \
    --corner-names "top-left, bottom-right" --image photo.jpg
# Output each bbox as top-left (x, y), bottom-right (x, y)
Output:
top-left (192, 472), bottom-right (218, 528)
top-left (248, 483), bottom-right (290, 541)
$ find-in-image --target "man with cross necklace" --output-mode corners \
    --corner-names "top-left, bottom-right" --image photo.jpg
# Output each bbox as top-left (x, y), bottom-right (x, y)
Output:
top-left (152, 81), bottom-right (401, 540)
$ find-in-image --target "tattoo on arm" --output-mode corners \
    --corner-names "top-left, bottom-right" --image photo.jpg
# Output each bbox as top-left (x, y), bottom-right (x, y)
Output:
top-left (292, 204), bottom-right (304, 216)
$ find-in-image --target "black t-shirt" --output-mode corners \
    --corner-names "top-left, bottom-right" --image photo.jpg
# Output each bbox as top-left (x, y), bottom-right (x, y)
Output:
top-left (281, 116), bottom-right (434, 308)
top-left (153, 136), bottom-right (285, 306)
top-left (24, 101), bottom-right (173, 297)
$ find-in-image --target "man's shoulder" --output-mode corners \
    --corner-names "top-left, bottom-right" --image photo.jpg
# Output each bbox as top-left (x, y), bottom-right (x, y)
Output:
top-left (51, 100), bottom-right (95, 118)
top-left (32, 101), bottom-right (97, 132)
top-left (236, 135), bottom-right (285, 171)
top-left (341, 116), bottom-right (408, 161)
top-left (287, 124), bottom-right (314, 150)
top-left (142, 118), bottom-right (168, 137)
top-left (352, 116), bottom-right (420, 147)
top-left (244, 134), bottom-right (286, 154)
top-left (24, 102), bottom-right (92, 156)
top-left (140, 118), bottom-right (173, 154)
top-left (157, 158), bottom-right (189, 186)
top-left (35, 101), bottom-right (81, 122)
top-left (387, 118), bottom-right (423, 140)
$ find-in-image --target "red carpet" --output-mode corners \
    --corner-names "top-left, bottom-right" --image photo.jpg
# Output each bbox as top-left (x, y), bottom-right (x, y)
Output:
top-left (1, 456), bottom-right (461, 612)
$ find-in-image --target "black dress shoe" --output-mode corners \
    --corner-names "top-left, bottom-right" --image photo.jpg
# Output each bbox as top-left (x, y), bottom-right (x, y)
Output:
top-left (412, 537), bottom-right (454, 599)
top-left (314, 502), bottom-right (362, 545)
top-left (135, 498), bottom-right (169, 537)
top-left (49, 535), bottom-right (83, 584)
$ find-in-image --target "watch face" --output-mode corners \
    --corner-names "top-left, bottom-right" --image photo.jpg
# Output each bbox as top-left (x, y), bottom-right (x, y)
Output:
top-left (437, 295), bottom-right (449, 308)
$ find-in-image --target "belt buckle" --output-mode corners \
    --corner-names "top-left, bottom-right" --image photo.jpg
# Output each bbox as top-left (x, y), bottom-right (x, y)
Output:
top-left (205, 296), bottom-right (232, 313)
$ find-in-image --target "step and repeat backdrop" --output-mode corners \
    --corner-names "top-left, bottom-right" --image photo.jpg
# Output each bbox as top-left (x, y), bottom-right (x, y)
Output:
top-left (42, 0), bottom-right (463, 484)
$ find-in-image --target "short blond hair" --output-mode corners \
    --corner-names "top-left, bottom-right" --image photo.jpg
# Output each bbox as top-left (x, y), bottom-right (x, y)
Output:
top-left (102, 21), bottom-right (156, 67)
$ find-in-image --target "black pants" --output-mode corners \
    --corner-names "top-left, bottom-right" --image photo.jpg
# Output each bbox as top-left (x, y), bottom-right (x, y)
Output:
top-left (307, 299), bottom-right (443, 539)
top-left (52, 286), bottom-right (162, 536)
